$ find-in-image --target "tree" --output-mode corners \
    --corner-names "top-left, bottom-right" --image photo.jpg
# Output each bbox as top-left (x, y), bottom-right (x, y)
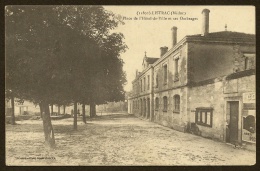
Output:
top-left (82, 103), bottom-right (86, 124)
top-left (6, 6), bottom-right (73, 147)
top-left (55, 6), bottom-right (127, 119)
top-left (5, 5), bottom-right (127, 147)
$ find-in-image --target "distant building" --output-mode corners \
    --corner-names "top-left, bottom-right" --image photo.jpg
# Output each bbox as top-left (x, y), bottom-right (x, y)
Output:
top-left (97, 101), bottom-right (127, 113)
top-left (5, 99), bottom-right (40, 115)
top-left (128, 9), bottom-right (255, 147)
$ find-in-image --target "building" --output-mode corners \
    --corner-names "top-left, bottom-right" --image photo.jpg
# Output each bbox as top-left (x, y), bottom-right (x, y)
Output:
top-left (5, 98), bottom-right (40, 116)
top-left (128, 9), bottom-right (255, 148)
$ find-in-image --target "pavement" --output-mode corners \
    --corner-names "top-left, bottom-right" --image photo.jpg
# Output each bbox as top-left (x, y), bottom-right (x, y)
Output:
top-left (5, 113), bottom-right (256, 166)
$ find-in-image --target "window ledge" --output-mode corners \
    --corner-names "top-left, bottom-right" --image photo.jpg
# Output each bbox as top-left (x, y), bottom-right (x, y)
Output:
top-left (163, 110), bottom-right (167, 112)
top-left (196, 122), bottom-right (212, 128)
top-left (173, 111), bottom-right (180, 114)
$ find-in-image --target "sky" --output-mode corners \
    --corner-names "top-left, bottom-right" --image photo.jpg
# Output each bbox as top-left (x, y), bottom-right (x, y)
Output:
top-left (103, 6), bottom-right (255, 92)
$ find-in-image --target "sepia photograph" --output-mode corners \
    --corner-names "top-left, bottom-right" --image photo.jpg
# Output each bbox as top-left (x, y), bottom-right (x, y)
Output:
top-left (5, 5), bottom-right (256, 166)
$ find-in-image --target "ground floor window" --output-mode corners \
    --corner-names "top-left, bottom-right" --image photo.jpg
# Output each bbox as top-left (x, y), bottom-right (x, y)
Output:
top-left (195, 107), bottom-right (213, 127)
top-left (163, 96), bottom-right (168, 112)
top-left (173, 95), bottom-right (180, 113)
top-left (155, 97), bottom-right (159, 111)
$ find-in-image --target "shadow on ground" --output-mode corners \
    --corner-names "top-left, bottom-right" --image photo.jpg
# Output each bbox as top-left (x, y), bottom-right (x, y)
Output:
top-left (6, 113), bottom-right (136, 134)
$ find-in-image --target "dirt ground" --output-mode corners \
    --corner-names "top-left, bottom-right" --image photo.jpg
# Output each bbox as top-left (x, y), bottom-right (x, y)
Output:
top-left (6, 113), bottom-right (255, 166)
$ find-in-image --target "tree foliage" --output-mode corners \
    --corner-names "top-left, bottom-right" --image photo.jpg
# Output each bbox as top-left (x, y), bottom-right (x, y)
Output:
top-left (5, 5), bottom-right (127, 147)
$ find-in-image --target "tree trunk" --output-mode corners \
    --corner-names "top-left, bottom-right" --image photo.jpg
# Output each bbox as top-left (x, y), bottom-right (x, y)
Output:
top-left (41, 101), bottom-right (55, 148)
top-left (82, 103), bottom-right (86, 124)
top-left (90, 102), bottom-right (96, 118)
top-left (11, 96), bottom-right (15, 125)
top-left (93, 103), bottom-right (96, 116)
top-left (40, 104), bottom-right (43, 118)
top-left (51, 104), bottom-right (53, 116)
top-left (58, 105), bottom-right (60, 115)
top-left (90, 102), bottom-right (94, 118)
top-left (89, 104), bottom-right (92, 118)
top-left (63, 105), bottom-right (66, 114)
top-left (74, 102), bottom-right (77, 130)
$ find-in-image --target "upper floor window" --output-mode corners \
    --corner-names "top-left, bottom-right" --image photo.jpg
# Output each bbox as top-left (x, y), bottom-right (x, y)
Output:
top-left (243, 53), bottom-right (255, 70)
top-left (147, 75), bottom-right (150, 90)
top-left (174, 58), bottom-right (179, 81)
top-left (143, 77), bottom-right (146, 91)
top-left (163, 65), bottom-right (167, 84)
top-left (140, 80), bottom-right (142, 92)
top-left (155, 73), bottom-right (158, 88)
top-left (163, 96), bottom-right (168, 112)
top-left (173, 95), bottom-right (180, 113)
top-left (195, 107), bottom-right (213, 127)
top-left (245, 57), bottom-right (249, 70)
top-left (155, 97), bottom-right (159, 110)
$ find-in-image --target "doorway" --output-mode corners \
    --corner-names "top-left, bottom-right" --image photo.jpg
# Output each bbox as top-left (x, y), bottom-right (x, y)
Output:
top-left (228, 101), bottom-right (239, 144)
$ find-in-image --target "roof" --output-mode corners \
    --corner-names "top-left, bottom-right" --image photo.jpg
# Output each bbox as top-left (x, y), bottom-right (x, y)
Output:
top-left (187, 31), bottom-right (255, 39)
top-left (145, 57), bottom-right (159, 64)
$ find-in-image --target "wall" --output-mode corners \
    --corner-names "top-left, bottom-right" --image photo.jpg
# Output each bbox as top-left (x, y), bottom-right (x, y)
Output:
top-left (154, 87), bottom-right (188, 132)
top-left (188, 42), bottom-right (255, 83)
top-left (187, 74), bottom-right (255, 142)
top-left (154, 43), bottom-right (188, 93)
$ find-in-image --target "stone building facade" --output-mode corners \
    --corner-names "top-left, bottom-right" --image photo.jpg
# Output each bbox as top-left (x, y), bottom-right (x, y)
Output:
top-left (128, 9), bottom-right (255, 147)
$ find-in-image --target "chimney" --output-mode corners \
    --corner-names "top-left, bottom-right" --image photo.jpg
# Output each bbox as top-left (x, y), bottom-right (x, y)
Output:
top-left (201, 9), bottom-right (210, 36)
top-left (171, 26), bottom-right (177, 47)
top-left (160, 46), bottom-right (168, 57)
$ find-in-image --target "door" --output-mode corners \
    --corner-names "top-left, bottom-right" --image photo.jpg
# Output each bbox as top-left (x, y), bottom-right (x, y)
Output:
top-left (229, 101), bottom-right (239, 144)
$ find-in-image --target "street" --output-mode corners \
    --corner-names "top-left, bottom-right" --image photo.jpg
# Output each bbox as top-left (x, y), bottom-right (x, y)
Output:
top-left (6, 113), bottom-right (255, 166)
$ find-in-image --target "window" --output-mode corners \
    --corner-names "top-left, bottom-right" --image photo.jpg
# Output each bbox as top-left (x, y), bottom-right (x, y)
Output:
top-left (155, 73), bottom-right (158, 88)
top-left (155, 97), bottom-right (159, 110)
top-left (195, 108), bottom-right (213, 127)
top-left (147, 75), bottom-right (150, 90)
top-left (144, 77), bottom-right (146, 91)
top-left (163, 65), bottom-right (167, 84)
top-left (163, 96), bottom-right (168, 112)
top-left (243, 53), bottom-right (255, 70)
top-left (173, 95), bottom-right (180, 113)
top-left (245, 57), bottom-right (249, 70)
top-left (174, 58), bottom-right (179, 81)
top-left (140, 80), bottom-right (142, 92)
